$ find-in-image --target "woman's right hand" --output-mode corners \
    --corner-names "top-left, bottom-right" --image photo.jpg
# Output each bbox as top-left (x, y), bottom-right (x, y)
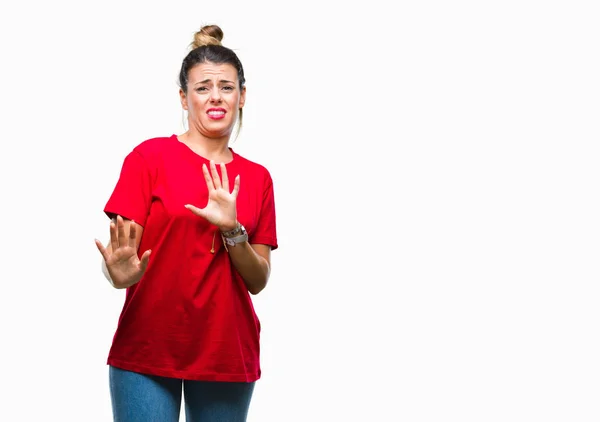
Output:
top-left (95, 215), bottom-right (151, 289)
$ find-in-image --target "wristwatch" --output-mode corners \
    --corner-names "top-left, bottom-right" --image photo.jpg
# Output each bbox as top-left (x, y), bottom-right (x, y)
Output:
top-left (221, 223), bottom-right (244, 238)
top-left (221, 223), bottom-right (248, 247)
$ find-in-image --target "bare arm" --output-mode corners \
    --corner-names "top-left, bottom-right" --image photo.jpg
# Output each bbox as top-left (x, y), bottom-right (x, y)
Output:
top-left (226, 241), bottom-right (271, 295)
top-left (185, 161), bottom-right (274, 295)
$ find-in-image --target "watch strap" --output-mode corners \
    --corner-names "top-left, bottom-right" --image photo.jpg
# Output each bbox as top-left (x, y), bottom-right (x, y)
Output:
top-left (223, 232), bottom-right (248, 246)
top-left (221, 222), bottom-right (242, 238)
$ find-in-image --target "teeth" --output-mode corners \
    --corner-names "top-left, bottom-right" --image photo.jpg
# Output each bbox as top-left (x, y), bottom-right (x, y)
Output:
top-left (208, 111), bottom-right (225, 116)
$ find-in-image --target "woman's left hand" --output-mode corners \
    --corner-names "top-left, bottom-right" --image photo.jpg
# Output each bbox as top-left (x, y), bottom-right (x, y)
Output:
top-left (185, 160), bottom-right (240, 231)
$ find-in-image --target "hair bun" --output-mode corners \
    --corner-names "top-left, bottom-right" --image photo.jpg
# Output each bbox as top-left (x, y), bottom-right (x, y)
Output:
top-left (191, 24), bottom-right (224, 49)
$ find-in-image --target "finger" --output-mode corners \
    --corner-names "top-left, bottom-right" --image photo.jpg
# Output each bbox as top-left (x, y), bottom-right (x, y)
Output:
top-left (117, 215), bottom-right (127, 248)
top-left (232, 174), bottom-right (240, 198)
top-left (203, 164), bottom-right (215, 191)
top-left (185, 204), bottom-right (206, 219)
top-left (109, 219), bottom-right (118, 252)
top-left (95, 239), bottom-right (110, 262)
top-left (138, 249), bottom-right (151, 274)
top-left (220, 163), bottom-right (229, 192)
top-left (210, 160), bottom-right (222, 189)
top-left (128, 220), bottom-right (137, 248)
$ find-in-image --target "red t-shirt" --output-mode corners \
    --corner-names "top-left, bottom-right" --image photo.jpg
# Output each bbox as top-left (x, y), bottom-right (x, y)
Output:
top-left (103, 134), bottom-right (278, 382)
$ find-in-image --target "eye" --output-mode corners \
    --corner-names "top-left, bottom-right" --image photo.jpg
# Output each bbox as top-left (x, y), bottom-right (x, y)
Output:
top-left (222, 86), bottom-right (234, 91)
top-left (196, 87), bottom-right (209, 92)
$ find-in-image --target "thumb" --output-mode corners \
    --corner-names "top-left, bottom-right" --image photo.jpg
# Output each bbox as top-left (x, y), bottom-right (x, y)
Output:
top-left (185, 204), bottom-right (206, 218)
top-left (139, 250), bottom-right (152, 273)
top-left (94, 239), bottom-right (110, 262)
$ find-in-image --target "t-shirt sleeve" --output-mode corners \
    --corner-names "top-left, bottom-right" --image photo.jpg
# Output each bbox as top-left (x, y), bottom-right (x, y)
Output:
top-left (104, 149), bottom-right (153, 227)
top-left (249, 171), bottom-right (278, 250)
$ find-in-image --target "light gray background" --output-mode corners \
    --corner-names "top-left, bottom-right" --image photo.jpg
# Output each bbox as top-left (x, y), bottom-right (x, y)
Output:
top-left (0, 0), bottom-right (598, 421)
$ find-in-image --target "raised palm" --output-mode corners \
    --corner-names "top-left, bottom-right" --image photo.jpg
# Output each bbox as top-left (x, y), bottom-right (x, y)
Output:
top-left (95, 215), bottom-right (151, 288)
top-left (185, 161), bottom-right (240, 231)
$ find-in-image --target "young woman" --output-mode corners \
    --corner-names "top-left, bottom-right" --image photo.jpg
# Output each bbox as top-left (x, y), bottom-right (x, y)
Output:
top-left (95, 24), bottom-right (278, 422)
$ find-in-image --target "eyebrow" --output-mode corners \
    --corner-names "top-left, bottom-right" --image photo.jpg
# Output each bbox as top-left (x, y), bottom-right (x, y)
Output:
top-left (194, 79), bottom-right (236, 85)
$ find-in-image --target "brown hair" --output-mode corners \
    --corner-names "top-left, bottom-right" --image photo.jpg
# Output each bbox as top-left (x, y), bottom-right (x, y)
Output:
top-left (179, 25), bottom-right (246, 135)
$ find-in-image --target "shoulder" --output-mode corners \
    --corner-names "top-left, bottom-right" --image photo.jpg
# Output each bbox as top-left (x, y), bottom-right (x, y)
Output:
top-left (233, 151), bottom-right (274, 185)
top-left (124, 135), bottom-right (179, 169)
top-left (132, 135), bottom-right (177, 157)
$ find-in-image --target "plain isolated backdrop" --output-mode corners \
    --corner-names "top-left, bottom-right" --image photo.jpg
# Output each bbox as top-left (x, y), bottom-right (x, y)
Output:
top-left (1, 0), bottom-right (599, 421)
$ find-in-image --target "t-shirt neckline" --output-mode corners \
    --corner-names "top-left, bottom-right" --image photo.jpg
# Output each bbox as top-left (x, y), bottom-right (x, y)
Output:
top-left (172, 134), bottom-right (236, 165)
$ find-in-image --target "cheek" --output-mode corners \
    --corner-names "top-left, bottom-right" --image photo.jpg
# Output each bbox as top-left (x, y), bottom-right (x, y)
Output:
top-left (188, 98), bottom-right (204, 113)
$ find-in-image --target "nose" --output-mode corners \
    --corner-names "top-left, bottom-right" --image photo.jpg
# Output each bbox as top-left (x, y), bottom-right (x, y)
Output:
top-left (210, 87), bottom-right (222, 103)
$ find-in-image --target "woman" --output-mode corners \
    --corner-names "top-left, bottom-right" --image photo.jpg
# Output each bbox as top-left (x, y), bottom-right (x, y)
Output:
top-left (94, 24), bottom-right (278, 422)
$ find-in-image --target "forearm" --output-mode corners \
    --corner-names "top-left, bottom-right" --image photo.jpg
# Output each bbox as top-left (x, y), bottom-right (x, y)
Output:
top-left (226, 241), bottom-right (270, 295)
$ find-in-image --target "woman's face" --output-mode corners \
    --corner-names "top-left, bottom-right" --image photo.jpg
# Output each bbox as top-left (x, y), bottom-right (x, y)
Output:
top-left (180, 61), bottom-right (246, 139)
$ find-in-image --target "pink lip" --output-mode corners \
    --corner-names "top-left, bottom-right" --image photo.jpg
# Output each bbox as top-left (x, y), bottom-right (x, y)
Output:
top-left (207, 108), bottom-right (226, 120)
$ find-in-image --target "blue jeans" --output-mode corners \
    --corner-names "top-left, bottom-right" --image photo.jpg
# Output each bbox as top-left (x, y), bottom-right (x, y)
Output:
top-left (109, 366), bottom-right (255, 422)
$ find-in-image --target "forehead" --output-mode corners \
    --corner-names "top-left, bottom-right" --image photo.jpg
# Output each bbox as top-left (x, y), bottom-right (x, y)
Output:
top-left (188, 62), bottom-right (238, 83)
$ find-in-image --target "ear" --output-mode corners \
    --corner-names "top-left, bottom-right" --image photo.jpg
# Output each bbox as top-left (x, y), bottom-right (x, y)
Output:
top-left (179, 88), bottom-right (188, 110)
top-left (239, 86), bottom-right (246, 109)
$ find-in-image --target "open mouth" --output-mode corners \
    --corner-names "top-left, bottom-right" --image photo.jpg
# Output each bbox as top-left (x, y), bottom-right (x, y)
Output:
top-left (207, 109), bottom-right (226, 120)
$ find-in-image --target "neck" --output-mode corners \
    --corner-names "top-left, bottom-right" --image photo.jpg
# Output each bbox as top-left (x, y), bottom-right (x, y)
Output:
top-left (179, 130), bottom-right (233, 163)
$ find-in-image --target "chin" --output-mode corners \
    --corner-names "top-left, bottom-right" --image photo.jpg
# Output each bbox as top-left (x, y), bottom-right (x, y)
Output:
top-left (206, 128), bottom-right (234, 139)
